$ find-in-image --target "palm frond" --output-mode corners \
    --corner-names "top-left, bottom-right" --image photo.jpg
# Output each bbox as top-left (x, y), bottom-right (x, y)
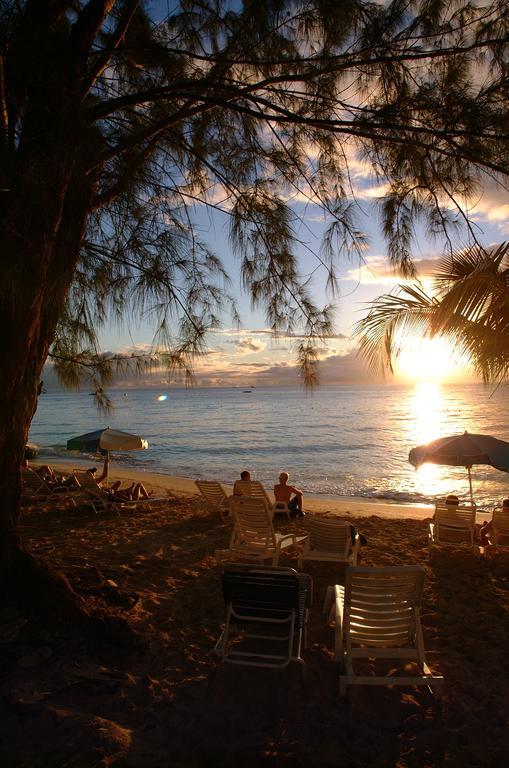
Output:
top-left (354, 284), bottom-right (436, 375)
top-left (355, 241), bottom-right (509, 383)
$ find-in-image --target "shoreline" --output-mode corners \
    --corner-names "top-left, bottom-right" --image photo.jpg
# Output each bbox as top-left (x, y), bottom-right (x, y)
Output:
top-left (47, 458), bottom-right (493, 521)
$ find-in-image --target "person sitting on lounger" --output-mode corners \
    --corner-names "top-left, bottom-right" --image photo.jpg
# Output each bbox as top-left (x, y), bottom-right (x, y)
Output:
top-left (86, 456), bottom-right (110, 485)
top-left (274, 471), bottom-right (304, 518)
top-left (432, 493), bottom-right (459, 520)
top-left (87, 459), bottom-right (151, 501)
top-left (233, 470), bottom-right (251, 496)
top-left (478, 498), bottom-right (509, 546)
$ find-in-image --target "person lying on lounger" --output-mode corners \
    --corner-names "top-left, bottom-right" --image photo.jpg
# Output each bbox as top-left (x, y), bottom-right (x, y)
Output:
top-left (23, 459), bottom-right (76, 488)
top-left (107, 481), bottom-right (152, 501)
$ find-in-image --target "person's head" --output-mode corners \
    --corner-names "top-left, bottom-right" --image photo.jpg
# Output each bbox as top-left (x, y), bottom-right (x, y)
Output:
top-left (87, 467), bottom-right (97, 476)
top-left (445, 494), bottom-right (459, 506)
top-left (240, 470), bottom-right (251, 481)
top-left (503, 498), bottom-right (509, 508)
top-left (279, 471), bottom-right (289, 484)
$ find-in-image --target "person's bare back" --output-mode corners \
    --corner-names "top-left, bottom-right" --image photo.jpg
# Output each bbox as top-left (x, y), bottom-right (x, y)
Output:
top-left (274, 471), bottom-right (303, 516)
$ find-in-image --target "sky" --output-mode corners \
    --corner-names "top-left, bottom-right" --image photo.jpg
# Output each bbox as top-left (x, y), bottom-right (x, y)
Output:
top-left (43, 2), bottom-right (509, 391)
top-left (70, 164), bottom-right (508, 391)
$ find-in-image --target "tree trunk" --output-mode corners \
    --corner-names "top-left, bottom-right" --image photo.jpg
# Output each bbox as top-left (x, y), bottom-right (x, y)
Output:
top-left (0, 3), bottom-right (107, 598)
top-left (0, 214), bottom-right (84, 598)
top-left (0, 147), bottom-right (97, 601)
top-left (0, 6), bottom-right (143, 652)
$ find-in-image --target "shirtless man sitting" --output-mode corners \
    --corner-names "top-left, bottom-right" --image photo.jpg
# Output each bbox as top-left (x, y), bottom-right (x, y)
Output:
top-left (274, 471), bottom-right (304, 518)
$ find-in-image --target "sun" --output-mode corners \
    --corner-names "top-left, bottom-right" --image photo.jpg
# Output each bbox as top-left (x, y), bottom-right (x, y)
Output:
top-left (395, 336), bottom-right (463, 382)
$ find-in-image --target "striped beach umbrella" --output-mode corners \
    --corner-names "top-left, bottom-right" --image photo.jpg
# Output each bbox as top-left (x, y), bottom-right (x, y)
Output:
top-left (66, 428), bottom-right (148, 454)
top-left (66, 428), bottom-right (148, 480)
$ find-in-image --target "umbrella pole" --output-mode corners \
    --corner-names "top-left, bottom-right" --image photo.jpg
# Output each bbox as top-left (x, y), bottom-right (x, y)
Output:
top-left (467, 466), bottom-right (474, 506)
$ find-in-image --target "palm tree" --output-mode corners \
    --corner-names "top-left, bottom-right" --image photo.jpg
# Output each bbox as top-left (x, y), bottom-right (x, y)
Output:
top-left (354, 243), bottom-right (509, 383)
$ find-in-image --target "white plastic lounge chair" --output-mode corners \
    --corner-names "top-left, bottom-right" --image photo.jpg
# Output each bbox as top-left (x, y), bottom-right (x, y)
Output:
top-left (234, 479), bottom-right (290, 518)
top-left (490, 506), bottom-right (509, 549)
top-left (195, 480), bottom-right (229, 519)
top-left (216, 496), bottom-right (307, 565)
top-left (215, 563), bottom-right (312, 668)
top-left (21, 467), bottom-right (80, 506)
top-left (297, 517), bottom-right (360, 569)
top-left (326, 566), bottom-right (443, 697)
top-left (428, 502), bottom-right (477, 555)
top-left (272, 500), bottom-right (291, 518)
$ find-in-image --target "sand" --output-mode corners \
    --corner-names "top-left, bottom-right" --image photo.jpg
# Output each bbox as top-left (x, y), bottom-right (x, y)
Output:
top-left (43, 457), bottom-right (491, 521)
top-left (1, 464), bottom-right (508, 767)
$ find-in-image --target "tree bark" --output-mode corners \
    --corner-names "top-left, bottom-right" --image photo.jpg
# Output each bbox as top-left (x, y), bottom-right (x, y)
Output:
top-left (0, 173), bottom-right (92, 591)
top-left (0, 3), bottom-right (106, 597)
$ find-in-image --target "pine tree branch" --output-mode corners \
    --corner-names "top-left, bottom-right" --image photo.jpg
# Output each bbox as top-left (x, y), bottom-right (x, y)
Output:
top-left (80, 0), bottom-right (140, 99)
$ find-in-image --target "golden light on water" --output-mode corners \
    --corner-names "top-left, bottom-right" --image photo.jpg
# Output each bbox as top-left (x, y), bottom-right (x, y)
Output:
top-left (413, 381), bottom-right (442, 445)
top-left (407, 381), bottom-right (456, 498)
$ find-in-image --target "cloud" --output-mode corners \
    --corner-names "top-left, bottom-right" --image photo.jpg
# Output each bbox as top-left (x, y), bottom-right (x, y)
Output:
top-left (110, 343), bottom-right (159, 358)
top-left (214, 327), bottom-right (348, 341)
top-left (234, 337), bottom-right (267, 354)
top-left (343, 253), bottom-right (441, 286)
top-left (317, 351), bottom-right (378, 382)
top-left (41, 344), bottom-right (377, 390)
top-left (253, 349), bottom-right (377, 386)
top-left (354, 181), bottom-right (390, 200)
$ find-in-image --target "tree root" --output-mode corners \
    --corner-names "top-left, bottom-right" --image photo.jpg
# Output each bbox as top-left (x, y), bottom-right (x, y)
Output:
top-left (2, 546), bottom-right (142, 656)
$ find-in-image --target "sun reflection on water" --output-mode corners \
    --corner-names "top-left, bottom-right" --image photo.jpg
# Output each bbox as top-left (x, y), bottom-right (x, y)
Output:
top-left (413, 382), bottom-right (442, 444)
top-left (407, 382), bottom-right (457, 499)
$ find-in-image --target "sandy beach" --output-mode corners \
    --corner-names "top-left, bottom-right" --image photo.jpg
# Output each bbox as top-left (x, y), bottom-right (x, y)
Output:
top-left (1, 464), bottom-right (508, 767)
top-left (44, 458), bottom-right (485, 521)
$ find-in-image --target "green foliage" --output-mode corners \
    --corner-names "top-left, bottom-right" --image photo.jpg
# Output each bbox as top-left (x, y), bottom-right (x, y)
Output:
top-left (1, 0), bottom-right (509, 397)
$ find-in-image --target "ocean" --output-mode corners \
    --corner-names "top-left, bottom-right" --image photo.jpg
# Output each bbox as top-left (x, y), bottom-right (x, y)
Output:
top-left (28, 382), bottom-right (509, 507)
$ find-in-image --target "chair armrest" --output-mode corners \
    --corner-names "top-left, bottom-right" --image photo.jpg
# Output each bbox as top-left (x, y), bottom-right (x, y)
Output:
top-left (299, 572), bottom-right (313, 608)
top-left (276, 533), bottom-right (308, 554)
top-left (351, 533), bottom-right (361, 564)
top-left (333, 584), bottom-right (344, 662)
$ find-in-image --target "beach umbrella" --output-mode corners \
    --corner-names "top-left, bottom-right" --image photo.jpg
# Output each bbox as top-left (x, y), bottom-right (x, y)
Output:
top-left (408, 431), bottom-right (509, 506)
top-left (66, 427), bottom-right (148, 459)
top-left (67, 427), bottom-right (148, 453)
